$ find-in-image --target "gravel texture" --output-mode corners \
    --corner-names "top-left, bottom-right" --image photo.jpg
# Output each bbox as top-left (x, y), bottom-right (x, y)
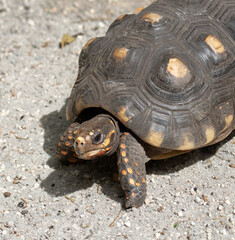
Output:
top-left (0, 0), bottom-right (234, 239)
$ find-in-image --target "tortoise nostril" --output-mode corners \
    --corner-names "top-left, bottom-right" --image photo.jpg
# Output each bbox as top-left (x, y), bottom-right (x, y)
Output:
top-left (75, 140), bottom-right (84, 147)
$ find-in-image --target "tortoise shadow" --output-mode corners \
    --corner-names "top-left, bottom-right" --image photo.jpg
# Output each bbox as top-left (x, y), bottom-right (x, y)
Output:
top-left (40, 102), bottom-right (234, 206)
top-left (40, 101), bottom-right (123, 205)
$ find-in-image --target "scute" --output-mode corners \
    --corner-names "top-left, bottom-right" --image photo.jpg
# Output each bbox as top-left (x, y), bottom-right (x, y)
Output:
top-left (67, 0), bottom-right (235, 150)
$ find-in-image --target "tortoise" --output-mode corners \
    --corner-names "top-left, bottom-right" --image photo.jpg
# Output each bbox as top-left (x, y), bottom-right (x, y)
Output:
top-left (57, 0), bottom-right (235, 208)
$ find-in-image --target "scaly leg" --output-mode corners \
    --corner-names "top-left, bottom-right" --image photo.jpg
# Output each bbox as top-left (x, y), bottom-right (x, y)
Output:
top-left (56, 122), bottom-right (81, 164)
top-left (117, 133), bottom-right (148, 208)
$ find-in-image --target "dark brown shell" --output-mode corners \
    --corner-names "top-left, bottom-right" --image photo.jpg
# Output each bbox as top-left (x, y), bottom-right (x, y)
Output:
top-left (66, 0), bottom-right (235, 150)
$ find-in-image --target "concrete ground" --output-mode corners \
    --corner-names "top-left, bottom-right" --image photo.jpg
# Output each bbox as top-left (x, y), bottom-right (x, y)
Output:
top-left (0, 0), bottom-right (234, 239)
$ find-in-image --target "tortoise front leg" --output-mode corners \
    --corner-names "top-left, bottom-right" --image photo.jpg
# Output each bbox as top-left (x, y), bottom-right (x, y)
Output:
top-left (56, 122), bottom-right (81, 164)
top-left (117, 133), bottom-right (148, 208)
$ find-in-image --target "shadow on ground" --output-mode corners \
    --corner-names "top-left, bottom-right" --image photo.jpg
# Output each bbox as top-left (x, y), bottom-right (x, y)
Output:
top-left (40, 103), bottom-right (235, 206)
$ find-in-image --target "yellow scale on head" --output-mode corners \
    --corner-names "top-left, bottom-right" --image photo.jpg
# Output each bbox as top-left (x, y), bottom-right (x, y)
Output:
top-left (89, 131), bottom-right (94, 136)
top-left (103, 129), bottom-right (115, 147)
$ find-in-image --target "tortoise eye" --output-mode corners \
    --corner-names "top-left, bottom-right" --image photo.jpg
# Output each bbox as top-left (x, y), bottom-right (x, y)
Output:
top-left (92, 132), bottom-right (104, 144)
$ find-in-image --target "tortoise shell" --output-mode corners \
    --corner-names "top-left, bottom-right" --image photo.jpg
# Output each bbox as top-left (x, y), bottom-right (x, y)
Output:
top-left (66, 0), bottom-right (235, 151)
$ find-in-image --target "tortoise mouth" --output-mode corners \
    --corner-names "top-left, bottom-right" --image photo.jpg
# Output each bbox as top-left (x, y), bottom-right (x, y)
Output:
top-left (79, 147), bottom-right (112, 160)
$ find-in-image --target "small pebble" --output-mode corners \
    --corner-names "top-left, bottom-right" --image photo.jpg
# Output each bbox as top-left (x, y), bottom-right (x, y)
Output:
top-left (64, 209), bottom-right (71, 214)
top-left (195, 196), bottom-right (201, 203)
top-left (18, 148), bottom-right (24, 153)
top-left (221, 229), bottom-right (227, 235)
top-left (124, 221), bottom-right (131, 227)
top-left (116, 222), bottom-right (121, 227)
top-left (178, 211), bottom-right (183, 217)
top-left (154, 233), bottom-right (161, 238)
top-left (6, 176), bottom-right (12, 182)
top-left (3, 192), bottom-right (11, 197)
top-left (33, 183), bottom-right (40, 189)
top-left (7, 221), bottom-right (14, 227)
top-left (190, 188), bottom-right (196, 195)
top-left (218, 205), bottom-right (223, 211)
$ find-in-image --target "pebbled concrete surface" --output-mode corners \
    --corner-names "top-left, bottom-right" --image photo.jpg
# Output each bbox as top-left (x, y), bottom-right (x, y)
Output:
top-left (0, 0), bottom-right (234, 239)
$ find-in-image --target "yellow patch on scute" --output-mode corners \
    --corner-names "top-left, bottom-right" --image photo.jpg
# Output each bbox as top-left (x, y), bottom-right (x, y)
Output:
top-left (177, 135), bottom-right (195, 150)
top-left (66, 97), bottom-right (83, 120)
top-left (205, 126), bottom-right (215, 144)
top-left (116, 106), bottom-right (132, 123)
top-left (134, 7), bottom-right (144, 14)
top-left (151, 150), bottom-right (190, 160)
top-left (116, 14), bottom-right (126, 21)
top-left (113, 47), bottom-right (128, 61)
top-left (224, 115), bottom-right (233, 130)
top-left (142, 13), bottom-right (162, 24)
top-left (144, 127), bottom-right (164, 147)
top-left (82, 38), bottom-right (96, 50)
top-left (205, 35), bottom-right (225, 54)
top-left (167, 58), bottom-right (189, 78)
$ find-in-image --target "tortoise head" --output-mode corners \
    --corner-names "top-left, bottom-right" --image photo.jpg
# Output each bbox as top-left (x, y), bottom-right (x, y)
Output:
top-left (73, 114), bottom-right (120, 160)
